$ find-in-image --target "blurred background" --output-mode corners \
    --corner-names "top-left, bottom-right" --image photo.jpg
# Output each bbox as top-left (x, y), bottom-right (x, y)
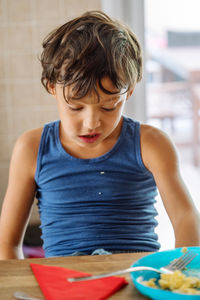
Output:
top-left (0, 0), bottom-right (199, 256)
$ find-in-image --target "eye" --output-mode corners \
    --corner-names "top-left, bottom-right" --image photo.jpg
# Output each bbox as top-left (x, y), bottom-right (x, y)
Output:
top-left (68, 106), bottom-right (83, 111)
top-left (102, 107), bottom-right (116, 112)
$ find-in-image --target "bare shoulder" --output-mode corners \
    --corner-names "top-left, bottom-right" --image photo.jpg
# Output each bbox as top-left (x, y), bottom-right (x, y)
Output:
top-left (140, 123), bottom-right (173, 146)
top-left (11, 127), bottom-right (43, 178)
top-left (16, 127), bottom-right (43, 149)
top-left (140, 124), bottom-right (179, 173)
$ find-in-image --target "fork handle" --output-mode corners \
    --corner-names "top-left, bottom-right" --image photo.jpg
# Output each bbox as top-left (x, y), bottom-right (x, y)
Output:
top-left (13, 291), bottom-right (41, 300)
top-left (67, 266), bottom-right (162, 282)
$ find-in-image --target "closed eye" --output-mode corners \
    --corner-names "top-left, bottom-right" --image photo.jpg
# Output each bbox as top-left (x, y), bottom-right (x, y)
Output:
top-left (102, 107), bottom-right (116, 111)
top-left (68, 106), bottom-right (83, 111)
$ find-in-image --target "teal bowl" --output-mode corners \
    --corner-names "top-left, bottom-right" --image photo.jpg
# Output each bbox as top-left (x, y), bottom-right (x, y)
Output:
top-left (130, 247), bottom-right (200, 300)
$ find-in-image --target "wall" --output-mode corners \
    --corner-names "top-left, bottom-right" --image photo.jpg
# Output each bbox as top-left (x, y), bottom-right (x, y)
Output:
top-left (0, 0), bottom-right (101, 223)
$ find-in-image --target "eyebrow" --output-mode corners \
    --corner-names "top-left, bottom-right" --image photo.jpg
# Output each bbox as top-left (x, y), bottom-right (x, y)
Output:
top-left (103, 96), bottom-right (121, 102)
top-left (100, 97), bottom-right (122, 106)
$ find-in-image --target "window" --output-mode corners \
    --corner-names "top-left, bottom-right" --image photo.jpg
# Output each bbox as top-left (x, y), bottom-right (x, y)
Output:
top-left (145, 0), bottom-right (200, 249)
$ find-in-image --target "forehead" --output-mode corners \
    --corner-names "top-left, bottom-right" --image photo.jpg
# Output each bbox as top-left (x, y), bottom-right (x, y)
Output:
top-left (59, 77), bottom-right (127, 103)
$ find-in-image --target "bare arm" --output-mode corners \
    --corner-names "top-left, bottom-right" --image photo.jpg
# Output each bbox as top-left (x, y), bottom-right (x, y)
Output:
top-left (0, 128), bottom-right (42, 259)
top-left (141, 124), bottom-right (200, 247)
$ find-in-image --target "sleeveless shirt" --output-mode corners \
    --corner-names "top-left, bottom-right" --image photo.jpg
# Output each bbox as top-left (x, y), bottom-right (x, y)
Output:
top-left (35, 116), bottom-right (160, 257)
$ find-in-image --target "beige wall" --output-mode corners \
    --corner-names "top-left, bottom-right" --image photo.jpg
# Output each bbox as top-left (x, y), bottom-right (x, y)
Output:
top-left (0, 0), bottom-right (101, 223)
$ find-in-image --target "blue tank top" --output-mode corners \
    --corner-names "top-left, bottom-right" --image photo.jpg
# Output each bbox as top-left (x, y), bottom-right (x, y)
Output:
top-left (35, 116), bottom-right (160, 257)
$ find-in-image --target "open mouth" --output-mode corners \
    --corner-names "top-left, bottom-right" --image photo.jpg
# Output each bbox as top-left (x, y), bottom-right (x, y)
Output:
top-left (79, 134), bottom-right (100, 143)
top-left (84, 134), bottom-right (97, 138)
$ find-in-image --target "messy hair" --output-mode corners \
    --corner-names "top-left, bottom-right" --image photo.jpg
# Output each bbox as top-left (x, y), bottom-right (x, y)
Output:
top-left (40, 10), bottom-right (142, 100)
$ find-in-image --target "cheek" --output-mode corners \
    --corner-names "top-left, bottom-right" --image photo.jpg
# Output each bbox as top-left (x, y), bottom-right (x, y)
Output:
top-left (59, 110), bottom-right (79, 130)
top-left (104, 111), bottom-right (122, 128)
top-left (66, 116), bottom-right (80, 129)
top-left (114, 103), bottom-right (125, 119)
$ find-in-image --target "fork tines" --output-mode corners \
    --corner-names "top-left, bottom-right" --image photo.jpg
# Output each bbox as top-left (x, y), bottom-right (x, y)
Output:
top-left (170, 250), bottom-right (198, 271)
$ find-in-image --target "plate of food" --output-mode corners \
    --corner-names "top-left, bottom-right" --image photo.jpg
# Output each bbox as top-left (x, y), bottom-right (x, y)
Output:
top-left (130, 247), bottom-right (200, 300)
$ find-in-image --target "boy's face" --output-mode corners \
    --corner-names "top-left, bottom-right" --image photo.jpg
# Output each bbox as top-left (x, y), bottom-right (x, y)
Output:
top-left (51, 77), bottom-right (134, 156)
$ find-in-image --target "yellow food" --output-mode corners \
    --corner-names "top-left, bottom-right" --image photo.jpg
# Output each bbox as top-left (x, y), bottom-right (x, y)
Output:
top-left (144, 278), bottom-right (157, 288)
top-left (143, 271), bottom-right (200, 295)
top-left (181, 247), bottom-right (188, 254)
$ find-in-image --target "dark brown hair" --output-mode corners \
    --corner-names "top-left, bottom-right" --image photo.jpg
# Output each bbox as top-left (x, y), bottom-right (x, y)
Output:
top-left (40, 10), bottom-right (142, 100)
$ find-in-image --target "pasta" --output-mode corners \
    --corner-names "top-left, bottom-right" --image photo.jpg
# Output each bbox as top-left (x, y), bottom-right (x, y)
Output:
top-left (143, 270), bottom-right (200, 295)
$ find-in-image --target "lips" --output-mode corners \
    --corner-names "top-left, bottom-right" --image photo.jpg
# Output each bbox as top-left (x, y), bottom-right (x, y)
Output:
top-left (79, 133), bottom-right (101, 143)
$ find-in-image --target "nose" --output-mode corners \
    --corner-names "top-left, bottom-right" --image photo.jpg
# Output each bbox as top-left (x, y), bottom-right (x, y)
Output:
top-left (83, 108), bottom-right (100, 130)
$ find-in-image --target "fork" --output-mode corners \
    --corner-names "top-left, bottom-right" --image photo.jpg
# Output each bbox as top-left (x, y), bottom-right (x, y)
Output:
top-left (67, 250), bottom-right (197, 282)
top-left (13, 291), bottom-right (41, 300)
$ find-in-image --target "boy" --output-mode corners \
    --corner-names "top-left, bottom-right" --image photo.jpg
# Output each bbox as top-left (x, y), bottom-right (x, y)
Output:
top-left (0, 11), bottom-right (199, 259)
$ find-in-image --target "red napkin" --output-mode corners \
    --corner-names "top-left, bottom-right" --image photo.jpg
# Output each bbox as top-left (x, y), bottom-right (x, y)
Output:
top-left (30, 263), bottom-right (128, 300)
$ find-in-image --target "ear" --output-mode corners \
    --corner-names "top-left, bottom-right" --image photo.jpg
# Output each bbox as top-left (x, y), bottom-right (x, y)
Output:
top-left (126, 85), bottom-right (135, 100)
top-left (47, 82), bottom-right (56, 97)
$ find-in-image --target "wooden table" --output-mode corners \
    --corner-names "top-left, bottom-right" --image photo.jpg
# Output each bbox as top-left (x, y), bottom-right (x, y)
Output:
top-left (0, 252), bottom-right (151, 299)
